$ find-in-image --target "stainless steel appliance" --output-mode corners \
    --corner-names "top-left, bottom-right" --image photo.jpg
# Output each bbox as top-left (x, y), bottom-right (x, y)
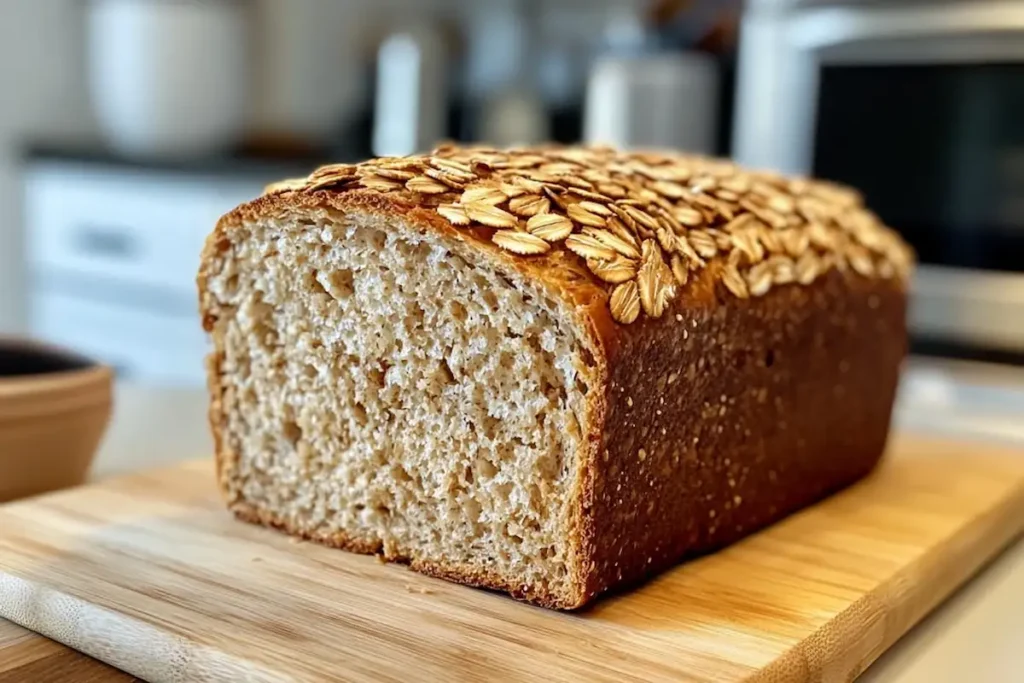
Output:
top-left (733, 0), bottom-right (1024, 358)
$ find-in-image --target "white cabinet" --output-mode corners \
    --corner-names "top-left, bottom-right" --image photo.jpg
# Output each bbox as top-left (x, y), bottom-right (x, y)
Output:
top-left (24, 158), bottom-right (267, 386)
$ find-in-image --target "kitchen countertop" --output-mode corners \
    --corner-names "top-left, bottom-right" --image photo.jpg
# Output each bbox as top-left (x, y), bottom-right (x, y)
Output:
top-left (1, 357), bottom-right (1022, 682)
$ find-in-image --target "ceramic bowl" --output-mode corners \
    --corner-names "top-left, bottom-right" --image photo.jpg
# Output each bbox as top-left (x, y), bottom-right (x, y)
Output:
top-left (0, 338), bottom-right (113, 502)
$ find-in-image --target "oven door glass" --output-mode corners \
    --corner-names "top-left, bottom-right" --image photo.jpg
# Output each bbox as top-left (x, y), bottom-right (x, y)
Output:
top-left (813, 64), bottom-right (1024, 273)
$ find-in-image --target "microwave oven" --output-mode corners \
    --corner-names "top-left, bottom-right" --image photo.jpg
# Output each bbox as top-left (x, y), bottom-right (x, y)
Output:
top-left (732, 0), bottom-right (1024, 361)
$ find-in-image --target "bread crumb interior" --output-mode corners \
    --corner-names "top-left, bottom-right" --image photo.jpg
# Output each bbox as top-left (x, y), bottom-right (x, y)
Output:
top-left (205, 207), bottom-right (596, 596)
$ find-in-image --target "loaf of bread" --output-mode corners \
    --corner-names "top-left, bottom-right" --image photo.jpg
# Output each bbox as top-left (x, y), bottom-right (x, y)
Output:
top-left (198, 144), bottom-right (912, 609)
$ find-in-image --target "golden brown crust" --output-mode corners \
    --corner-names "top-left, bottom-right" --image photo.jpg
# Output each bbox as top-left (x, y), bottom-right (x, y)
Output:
top-left (198, 144), bottom-right (912, 611)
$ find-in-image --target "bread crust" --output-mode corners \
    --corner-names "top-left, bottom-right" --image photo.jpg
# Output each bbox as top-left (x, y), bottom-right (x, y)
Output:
top-left (199, 163), bottom-right (908, 610)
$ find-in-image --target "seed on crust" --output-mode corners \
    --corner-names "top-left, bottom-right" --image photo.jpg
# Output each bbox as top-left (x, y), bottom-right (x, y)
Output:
top-left (492, 230), bottom-right (550, 255)
top-left (707, 228), bottom-right (733, 250)
top-left (309, 163), bottom-right (357, 180)
top-left (782, 228), bottom-right (811, 258)
top-left (424, 167), bottom-right (470, 189)
top-left (747, 262), bottom-right (773, 297)
top-left (359, 175), bottom-right (404, 192)
top-left (566, 233), bottom-right (616, 261)
top-left (375, 168), bottom-right (417, 182)
top-left (578, 200), bottom-right (612, 216)
top-left (461, 185), bottom-right (509, 206)
top-left (758, 225), bottom-right (785, 254)
top-left (807, 221), bottom-right (836, 250)
top-left (510, 176), bottom-right (545, 194)
top-left (723, 213), bottom-right (757, 233)
top-left (567, 186), bottom-right (611, 202)
top-left (264, 177), bottom-right (308, 194)
top-left (428, 156), bottom-right (474, 178)
top-left (675, 234), bottom-right (705, 267)
top-left (768, 255), bottom-right (796, 285)
top-left (587, 255), bottom-right (638, 284)
top-left (465, 202), bottom-right (519, 229)
top-left (610, 281), bottom-right (641, 324)
top-left (598, 182), bottom-right (628, 199)
top-left (526, 213), bottom-right (573, 242)
top-left (877, 259), bottom-right (896, 279)
top-left (638, 240), bottom-right (672, 318)
top-left (587, 227), bottom-right (641, 260)
top-left (688, 230), bottom-right (718, 259)
top-left (795, 251), bottom-right (821, 284)
top-left (606, 216), bottom-right (640, 250)
top-left (406, 175), bottom-right (451, 194)
top-left (650, 180), bottom-right (688, 199)
top-left (673, 207), bottom-right (705, 227)
top-left (653, 207), bottom-right (685, 236)
top-left (608, 204), bottom-right (638, 231)
top-left (623, 205), bottom-right (660, 231)
top-left (508, 194), bottom-right (550, 217)
top-left (670, 254), bottom-right (689, 286)
top-left (655, 226), bottom-right (677, 255)
top-left (722, 264), bottom-right (750, 299)
top-left (560, 175), bottom-right (597, 191)
top-left (567, 204), bottom-right (606, 228)
top-left (847, 244), bottom-right (876, 277)
top-left (731, 228), bottom-right (766, 264)
top-left (306, 173), bottom-right (359, 192)
top-left (767, 193), bottom-right (796, 215)
top-left (437, 203), bottom-right (470, 226)
top-left (499, 182), bottom-right (528, 198)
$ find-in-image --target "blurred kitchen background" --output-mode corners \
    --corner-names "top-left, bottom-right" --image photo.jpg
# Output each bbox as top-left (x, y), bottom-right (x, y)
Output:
top-left (1, 0), bottom-right (1023, 446)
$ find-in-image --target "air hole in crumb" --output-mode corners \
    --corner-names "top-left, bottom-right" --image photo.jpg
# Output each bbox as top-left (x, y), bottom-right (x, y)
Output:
top-left (374, 505), bottom-right (391, 518)
top-left (352, 403), bottom-right (368, 426)
top-left (450, 301), bottom-right (468, 322)
top-left (482, 290), bottom-right (499, 311)
top-left (579, 346), bottom-right (596, 368)
top-left (282, 420), bottom-right (302, 446)
top-left (325, 269), bottom-right (354, 300)
top-left (476, 458), bottom-right (497, 480)
top-left (481, 416), bottom-right (500, 441)
top-left (575, 375), bottom-right (589, 396)
top-left (303, 364), bottom-right (317, 379)
top-left (463, 465), bottom-right (474, 485)
top-left (392, 465), bottom-right (413, 483)
top-left (368, 363), bottom-right (388, 388)
top-left (440, 359), bottom-right (456, 384)
top-left (308, 270), bottom-right (329, 297)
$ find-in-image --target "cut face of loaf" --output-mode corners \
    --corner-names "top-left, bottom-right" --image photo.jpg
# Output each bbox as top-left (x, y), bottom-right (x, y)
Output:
top-left (201, 145), bottom-right (912, 609)
top-left (202, 200), bottom-right (602, 607)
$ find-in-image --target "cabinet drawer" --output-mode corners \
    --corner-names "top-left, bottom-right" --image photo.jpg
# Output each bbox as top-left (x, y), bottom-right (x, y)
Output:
top-left (30, 293), bottom-right (208, 387)
top-left (24, 163), bottom-right (261, 297)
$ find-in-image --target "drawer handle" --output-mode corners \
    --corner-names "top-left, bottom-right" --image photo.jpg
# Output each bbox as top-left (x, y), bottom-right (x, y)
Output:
top-left (73, 226), bottom-right (138, 259)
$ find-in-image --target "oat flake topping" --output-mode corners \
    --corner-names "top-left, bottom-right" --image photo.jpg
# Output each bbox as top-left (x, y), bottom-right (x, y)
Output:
top-left (264, 144), bottom-right (913, 325)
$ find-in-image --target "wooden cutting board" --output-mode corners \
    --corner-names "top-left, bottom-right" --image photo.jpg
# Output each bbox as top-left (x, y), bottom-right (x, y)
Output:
top-left (0, 434), bottom-right (1022, 683)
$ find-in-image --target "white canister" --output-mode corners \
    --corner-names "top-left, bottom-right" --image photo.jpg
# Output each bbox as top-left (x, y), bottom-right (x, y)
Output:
top-left (87, 0), bottom-right (250, 158)
top-left (583, 52), bottom-right (719, 154)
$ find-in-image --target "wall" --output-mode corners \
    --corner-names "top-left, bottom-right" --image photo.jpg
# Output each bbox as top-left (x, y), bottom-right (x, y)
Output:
top-left (0, 0), bottom-right (96, 333)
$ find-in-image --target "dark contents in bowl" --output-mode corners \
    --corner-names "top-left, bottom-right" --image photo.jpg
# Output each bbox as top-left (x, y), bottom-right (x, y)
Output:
top-left (0, 344), bottom-right (94, 377)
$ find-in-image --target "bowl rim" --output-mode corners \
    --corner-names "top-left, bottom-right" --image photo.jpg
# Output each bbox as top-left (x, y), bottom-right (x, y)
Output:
top-left (0, 336), bottom-right (114, 399)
